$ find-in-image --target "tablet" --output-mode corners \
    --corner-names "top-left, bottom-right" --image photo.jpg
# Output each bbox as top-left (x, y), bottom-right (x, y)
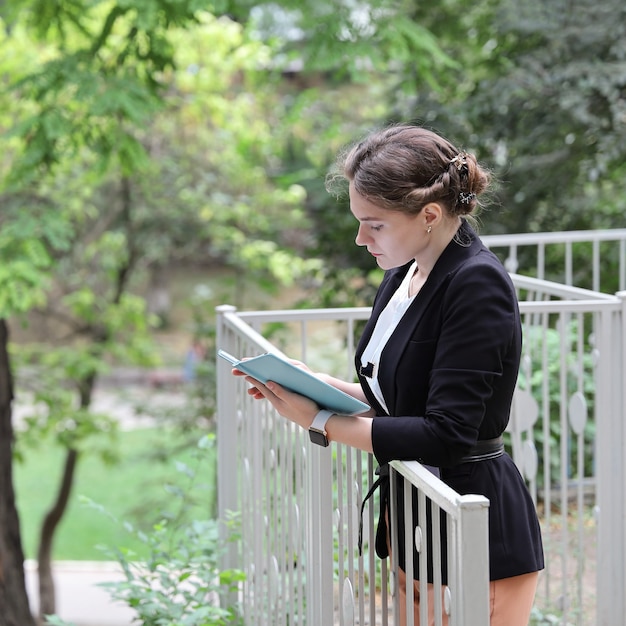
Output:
top-left (218, 349), bottom-right (370, 416)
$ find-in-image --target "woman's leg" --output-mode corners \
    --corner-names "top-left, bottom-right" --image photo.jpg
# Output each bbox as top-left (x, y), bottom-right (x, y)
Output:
top-left (396, 567), bottom-right (538, 625)
top-left (396, 566), bottom-right (448, 626)
top-left (489, 571), bottom-right (539, 626)
top-left (387, 509), bottom-right (448, 626)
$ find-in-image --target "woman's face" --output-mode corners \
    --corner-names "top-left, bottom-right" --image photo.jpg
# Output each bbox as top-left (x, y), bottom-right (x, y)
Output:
top-left (350, 184), bottom-right (425, 270)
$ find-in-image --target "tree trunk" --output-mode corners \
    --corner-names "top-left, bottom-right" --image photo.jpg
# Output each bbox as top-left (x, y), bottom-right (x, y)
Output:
top-left (37, 363), bottom-right (94, 620)
top-left (0, 319), bottom-right (36, 626)
top-left (37, 448), bottom-right (78, 621)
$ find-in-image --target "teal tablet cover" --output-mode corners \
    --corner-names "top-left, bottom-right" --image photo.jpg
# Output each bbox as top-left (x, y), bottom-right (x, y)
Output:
top-left (218, 349), bottom-right (370, 416)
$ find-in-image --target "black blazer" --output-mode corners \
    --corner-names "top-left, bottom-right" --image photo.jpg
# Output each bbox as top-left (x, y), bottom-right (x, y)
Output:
top-left (356, 220), bottom-right (544, 581)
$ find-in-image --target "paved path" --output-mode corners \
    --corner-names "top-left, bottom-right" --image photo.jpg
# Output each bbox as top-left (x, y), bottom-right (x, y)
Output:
top-left (25, 560), bottom-right (135, 626)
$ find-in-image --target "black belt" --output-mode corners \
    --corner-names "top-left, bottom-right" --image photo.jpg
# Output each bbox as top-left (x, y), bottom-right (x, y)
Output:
top-left (357, 436), bottom-right (504, 555)
top-left (459, 435), bottom-right (504, 463)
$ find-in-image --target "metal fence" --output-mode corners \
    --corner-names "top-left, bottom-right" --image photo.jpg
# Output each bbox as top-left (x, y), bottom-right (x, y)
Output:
top-left (507, 276), bottom-right (625, 625)
top-left (482, 228), bottom-right (626, 293)
top-left (216, 228), bottom-right (626, 625)
top-left (216, 306), bottom-right (490, 626)
top-left (482, 229), bottom-right (626, 625)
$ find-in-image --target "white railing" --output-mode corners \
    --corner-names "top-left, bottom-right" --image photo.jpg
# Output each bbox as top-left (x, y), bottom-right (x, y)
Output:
top-left (507, 276), bottom-right (625, 625)
top-left (483, 228), bottom-right (626, 293)
top-left (216, 306), bottom-right (490, 626)
top-left (216, 229), bottom-right (626, 625)
top-left (388, 461), bottom-right (490, 625)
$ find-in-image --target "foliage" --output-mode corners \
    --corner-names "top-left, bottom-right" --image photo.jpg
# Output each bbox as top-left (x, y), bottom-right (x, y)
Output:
top-left (296, 0), bottom-right (626, 306)
top-left (1, 2), bottom-right (210, 618)
top-left (530, 605), bottom-right (575, 625)
top-left (420, 0), bottom-right (626, 236)
top-left (44, 435), bottom-right (244, 626)
top-left (226, 0), bottom-right (455, 83)
top-left (2, 6), bottom-right (324, 291)
top-left (1, 0), bottom-right (205, 182)
top-left (99, 435), bottom-right (244, 626)
top-left (11, 274), bottom-right (159, 461)
top-left (210, 0), bottom-right (459, 308)
top-left (0, 202), bottom-right (72, 318)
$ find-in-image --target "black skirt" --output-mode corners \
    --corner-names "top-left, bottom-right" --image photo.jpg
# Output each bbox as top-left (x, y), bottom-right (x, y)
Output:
top-left (374, 453), bottom-right (544, 583)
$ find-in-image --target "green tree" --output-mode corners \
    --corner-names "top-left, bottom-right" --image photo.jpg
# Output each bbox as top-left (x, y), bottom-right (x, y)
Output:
top-left (462, 0), bottom-right (626, 235)
top-left (0, 1), bottom-right (203, 620)
top-left (0, 2), bottom-right (337, 620)
top-left (1, 1), bottom-right (458, 622)
top-left (263, 1), bottom-right (460, 307)
top-left (388, 0), bottom-right (626, 236)
top-left (0, 206), bottom-right (72, 626)
top-left (298, 0), bottom-right (626, 304)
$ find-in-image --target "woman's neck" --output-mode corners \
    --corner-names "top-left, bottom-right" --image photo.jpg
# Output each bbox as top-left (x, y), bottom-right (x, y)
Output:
top-left (414, 217), bottom-right (462, 279)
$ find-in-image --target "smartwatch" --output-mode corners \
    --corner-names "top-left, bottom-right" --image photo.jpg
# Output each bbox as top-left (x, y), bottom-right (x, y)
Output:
top-left (309, 409), bottom-right (334, 447)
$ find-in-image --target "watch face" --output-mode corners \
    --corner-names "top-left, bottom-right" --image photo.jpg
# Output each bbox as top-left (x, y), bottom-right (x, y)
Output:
top-left (309, 429), bottom-right (329, 447)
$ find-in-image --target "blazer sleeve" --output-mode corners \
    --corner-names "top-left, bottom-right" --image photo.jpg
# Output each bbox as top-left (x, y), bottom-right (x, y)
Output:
top-left (371, 255), bottom-right (521, 468)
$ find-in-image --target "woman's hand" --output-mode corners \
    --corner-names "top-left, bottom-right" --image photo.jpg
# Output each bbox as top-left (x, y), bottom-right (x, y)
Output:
top-left (242, 376), bottom-right (319, 430)
top-left (229, 367), bottom-right (374, 452)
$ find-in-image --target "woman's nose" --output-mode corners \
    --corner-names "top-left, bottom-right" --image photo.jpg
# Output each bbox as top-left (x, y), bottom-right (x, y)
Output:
top-left (355, 224), bottom-right (369, 246)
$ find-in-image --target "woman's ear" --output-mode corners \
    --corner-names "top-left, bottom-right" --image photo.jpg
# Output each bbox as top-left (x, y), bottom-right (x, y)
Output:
top-left (422, 202), bottom-right (444, 229)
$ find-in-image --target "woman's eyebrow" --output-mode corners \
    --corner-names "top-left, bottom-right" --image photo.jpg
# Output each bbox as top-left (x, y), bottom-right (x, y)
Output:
top-left (358, 216), bottom-right (384, 222)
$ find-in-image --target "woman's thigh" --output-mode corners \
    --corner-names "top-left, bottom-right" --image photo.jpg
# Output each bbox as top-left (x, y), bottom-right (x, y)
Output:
top-left (489, 571), bottom-right (539, 626)
top-left (396, 567), bottom-right (447, 626)
top-left (395, 568), bottom-right (539, 626)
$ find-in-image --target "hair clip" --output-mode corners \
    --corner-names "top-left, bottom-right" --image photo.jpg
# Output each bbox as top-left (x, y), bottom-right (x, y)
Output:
top-left (458, 192), bottom-right (476, 204)
top-left (450, 153), bottom-right (468, 171)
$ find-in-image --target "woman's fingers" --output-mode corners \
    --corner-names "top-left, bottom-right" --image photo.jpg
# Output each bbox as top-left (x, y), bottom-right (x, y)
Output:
top-left (243, 376), bottom-right (318, 428)
top-left (240, 375), bottom-right (266, 400)
top-left (246, 385), bottom-right (265, 400)
top-left (244, 376), bottom-right (277, 401)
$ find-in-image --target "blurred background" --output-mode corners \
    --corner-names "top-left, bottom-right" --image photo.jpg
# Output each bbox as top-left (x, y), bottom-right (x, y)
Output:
top-left (0, 0), bottom-right (624, 624)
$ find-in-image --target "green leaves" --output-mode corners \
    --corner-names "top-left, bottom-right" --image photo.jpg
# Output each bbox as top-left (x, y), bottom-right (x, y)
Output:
top-left (96, 453), bottom-right (245, 625)
top-left (8, 61), bottom-right (160, 182)
top-left (3, 0), bottom-right (202, 182)
top-left (462, 0), bottom-right (626, 234)
top-left (0, 206), bottom-right (72, 317)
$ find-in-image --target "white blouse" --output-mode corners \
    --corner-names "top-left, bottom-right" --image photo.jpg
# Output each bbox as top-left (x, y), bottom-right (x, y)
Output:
top-left (360, 261), bottom-right (417, 414)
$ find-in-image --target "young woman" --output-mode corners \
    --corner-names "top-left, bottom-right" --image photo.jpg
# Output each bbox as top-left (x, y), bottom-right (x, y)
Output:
top-left (233, 124), bottom-right (544, 625)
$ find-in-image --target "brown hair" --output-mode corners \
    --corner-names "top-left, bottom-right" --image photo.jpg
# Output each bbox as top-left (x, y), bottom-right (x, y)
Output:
top-left (327, 124), bottom-right (491, 218)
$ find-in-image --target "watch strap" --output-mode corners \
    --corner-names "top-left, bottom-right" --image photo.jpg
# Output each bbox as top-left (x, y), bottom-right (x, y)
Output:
top-left (309, 409), bottom-right (334, 446)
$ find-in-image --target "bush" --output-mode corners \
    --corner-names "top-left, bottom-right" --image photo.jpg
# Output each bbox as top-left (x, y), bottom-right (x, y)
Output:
top-left (100, 434), bottom-right (245, 625)
top-left (46, 434), bottom-right (245, 626)
top-left (99, 514), bottom-right (245, 625)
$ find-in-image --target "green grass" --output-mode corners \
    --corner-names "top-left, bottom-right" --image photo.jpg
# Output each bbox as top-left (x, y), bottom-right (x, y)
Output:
top-left (13, 427), bottom-right (216, 561)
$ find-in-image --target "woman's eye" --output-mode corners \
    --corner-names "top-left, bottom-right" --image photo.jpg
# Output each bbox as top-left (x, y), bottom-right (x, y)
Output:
top-left (371, 224), bottom-right (383, 232)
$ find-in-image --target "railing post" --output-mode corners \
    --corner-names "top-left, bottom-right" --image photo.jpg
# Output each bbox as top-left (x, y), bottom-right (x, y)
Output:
top-left (595, 292), bottom-right (626, 625)
top-left (455, 496), bottom-right (490, 626)
top-left (307, 444), bottom-right (335, 625)
top-left (389, 461), bottom-right (490, 626)
top-left (215, 305), bottom-right (240, 610)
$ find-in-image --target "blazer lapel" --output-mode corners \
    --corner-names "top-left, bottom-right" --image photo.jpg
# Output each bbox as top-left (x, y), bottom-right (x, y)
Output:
top-left (357, 261), bottom-right (411, 355)
top-left (375, 221), bottom-right (484, 414)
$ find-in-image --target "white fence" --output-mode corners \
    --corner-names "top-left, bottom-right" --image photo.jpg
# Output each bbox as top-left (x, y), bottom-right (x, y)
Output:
top-left (216, 306), bottom-right (490, 626)
top-left (216, 228), bottom-right (626, 625)
top-left (483, 228), bottom-right (626, 293)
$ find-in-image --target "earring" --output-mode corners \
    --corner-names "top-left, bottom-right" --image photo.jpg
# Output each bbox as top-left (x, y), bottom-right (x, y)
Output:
top-left (427, 225), bottom-right (432, 234)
